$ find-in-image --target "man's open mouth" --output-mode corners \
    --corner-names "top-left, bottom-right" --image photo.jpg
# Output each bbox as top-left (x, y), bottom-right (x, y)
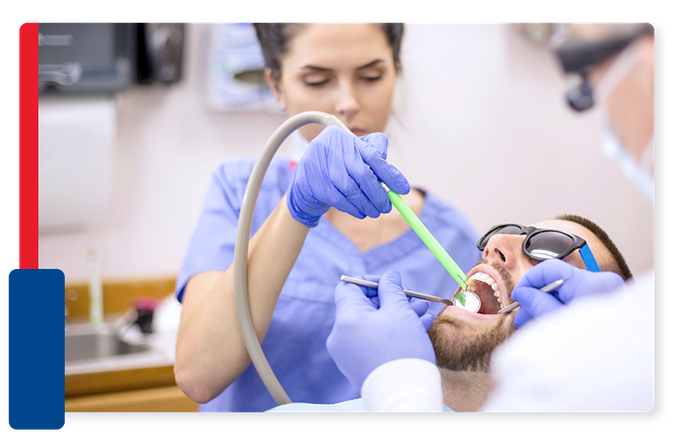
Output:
top-left (463, 268), bottom-right (507, 314)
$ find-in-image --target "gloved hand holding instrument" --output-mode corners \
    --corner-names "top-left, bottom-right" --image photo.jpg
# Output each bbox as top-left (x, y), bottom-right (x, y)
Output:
top-left (327, 270), bottom-right (436, 390)
top-left (511, 259), bottom-right (625, 328)
top-left (286, 126), bottom-right (410, 227)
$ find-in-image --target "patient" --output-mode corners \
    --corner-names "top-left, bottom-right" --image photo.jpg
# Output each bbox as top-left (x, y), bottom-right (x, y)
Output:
top-left (431, 214), bottom-right (632, 411)
top-left (268, 214), bottom-right (632, 412)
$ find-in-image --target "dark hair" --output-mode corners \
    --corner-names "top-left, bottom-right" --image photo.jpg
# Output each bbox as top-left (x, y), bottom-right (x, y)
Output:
top-left (253, 23), bottom-right (404, 82)
top-left (556, 214), bottom-right (633, 280)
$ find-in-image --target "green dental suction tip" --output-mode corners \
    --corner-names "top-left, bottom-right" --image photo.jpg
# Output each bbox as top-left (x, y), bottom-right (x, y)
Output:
top-left (382, 183), bottom-right (469, 291)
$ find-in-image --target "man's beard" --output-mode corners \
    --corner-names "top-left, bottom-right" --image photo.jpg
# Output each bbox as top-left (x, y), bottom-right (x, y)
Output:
top-left (427, 312), bottom-right (516, 372)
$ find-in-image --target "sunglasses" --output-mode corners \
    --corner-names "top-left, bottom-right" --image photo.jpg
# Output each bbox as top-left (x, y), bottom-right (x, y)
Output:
top-left (477, 224), bottom-right (600, 272)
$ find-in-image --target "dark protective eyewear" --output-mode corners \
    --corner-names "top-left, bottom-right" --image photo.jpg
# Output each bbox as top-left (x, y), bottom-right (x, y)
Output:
top-left (554, 24), bottom-right (654, 112)
top-left (477, 224), bottom-right (600, 272)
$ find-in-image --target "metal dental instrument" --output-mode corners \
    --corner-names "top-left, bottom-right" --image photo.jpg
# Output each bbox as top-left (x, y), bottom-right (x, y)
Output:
top-left (497, 278), bottom-right (566, 314)
top-left (340, 275), bottom-right (455, 306)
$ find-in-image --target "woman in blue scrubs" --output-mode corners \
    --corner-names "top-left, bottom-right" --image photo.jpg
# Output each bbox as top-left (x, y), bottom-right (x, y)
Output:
top-left (174, 23), bottom-right (482, 412)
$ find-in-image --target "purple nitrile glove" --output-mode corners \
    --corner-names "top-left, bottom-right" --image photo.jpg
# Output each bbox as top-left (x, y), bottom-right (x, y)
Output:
top-left (287, 126), bottom-right (410, 227)
top-left (511, 259), bottom-right (626, 328)
top-left (327, 270), bottom-right (436, 390)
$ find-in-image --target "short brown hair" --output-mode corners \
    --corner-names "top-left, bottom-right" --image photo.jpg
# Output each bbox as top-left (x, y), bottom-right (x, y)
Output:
top-left (556, 214), bottom-right (633, 280)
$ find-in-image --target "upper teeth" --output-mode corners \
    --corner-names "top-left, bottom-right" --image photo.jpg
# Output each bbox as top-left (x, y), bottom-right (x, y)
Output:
top-left (466, 272), bottom-right (502, 304)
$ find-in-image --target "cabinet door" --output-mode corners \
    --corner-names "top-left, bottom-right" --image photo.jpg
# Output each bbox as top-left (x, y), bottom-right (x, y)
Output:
top-left (65, 386), bottom-right (198, 412)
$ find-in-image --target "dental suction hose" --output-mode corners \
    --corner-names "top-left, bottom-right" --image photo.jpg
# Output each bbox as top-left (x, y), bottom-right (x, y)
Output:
top-left (234, 111), bottom-right (350, 406)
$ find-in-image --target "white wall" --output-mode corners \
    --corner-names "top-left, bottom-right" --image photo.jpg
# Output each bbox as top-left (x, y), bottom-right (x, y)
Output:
top-left (39, 23), bottom-right (653, 283)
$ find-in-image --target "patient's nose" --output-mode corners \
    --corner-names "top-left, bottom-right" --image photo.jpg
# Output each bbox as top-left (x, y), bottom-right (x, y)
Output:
top-left (484, 234), bottom-right (525, 269)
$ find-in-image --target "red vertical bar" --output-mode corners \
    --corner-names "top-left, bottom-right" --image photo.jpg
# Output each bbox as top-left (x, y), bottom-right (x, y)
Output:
top-left (19, 23), bottom-right (38, 269)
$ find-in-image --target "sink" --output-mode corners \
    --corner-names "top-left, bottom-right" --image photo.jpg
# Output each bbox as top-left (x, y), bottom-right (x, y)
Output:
top-left (65, 323), bottom-right (151, 363)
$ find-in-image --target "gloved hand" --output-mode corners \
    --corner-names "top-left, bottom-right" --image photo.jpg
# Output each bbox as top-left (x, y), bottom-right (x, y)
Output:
top-left (287, 126), bottom-right (411, 227)
top-left (359, 275), bottom-right (433, 328)
top-left (511, 259), bottom-right (626, 328)
top-left (327, 270), bottom-right (436, 390)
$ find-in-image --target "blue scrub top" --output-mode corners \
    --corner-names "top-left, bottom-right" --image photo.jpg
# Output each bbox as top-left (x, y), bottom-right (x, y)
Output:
top-left (176, 158), bottom-right (482, 412)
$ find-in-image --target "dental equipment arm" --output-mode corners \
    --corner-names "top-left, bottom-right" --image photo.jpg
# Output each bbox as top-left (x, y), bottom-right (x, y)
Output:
top-left (233, 113), bottom-right (354, 405)
top-left (232, 112), bottom-right (411, 405)
top-left (177, 113), bottom-right (345, 404)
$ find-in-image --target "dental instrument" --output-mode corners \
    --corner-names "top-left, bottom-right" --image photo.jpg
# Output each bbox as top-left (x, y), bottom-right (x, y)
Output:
top-left (340, 275), bottom-right (455, 306)
top-left (340, 276), bottom-right (481, 313)
top-left (381, 183), bottom-right (469, 291)
top-left (496, 279), bottom-right (566, 314)
top-left (453, 290), bottom-right (481, 313)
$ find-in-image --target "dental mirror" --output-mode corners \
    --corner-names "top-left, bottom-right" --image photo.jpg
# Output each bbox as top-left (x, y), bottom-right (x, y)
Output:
top-left (454, 291), bottom-right (481, 313)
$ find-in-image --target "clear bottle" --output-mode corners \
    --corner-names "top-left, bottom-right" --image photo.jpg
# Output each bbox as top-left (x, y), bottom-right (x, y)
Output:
top-left (87, 244), bottom-right (104, 328)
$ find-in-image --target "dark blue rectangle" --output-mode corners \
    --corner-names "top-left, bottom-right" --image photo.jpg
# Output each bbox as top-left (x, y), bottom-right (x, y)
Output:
top-left (9, 269), bottom-right (65, 430)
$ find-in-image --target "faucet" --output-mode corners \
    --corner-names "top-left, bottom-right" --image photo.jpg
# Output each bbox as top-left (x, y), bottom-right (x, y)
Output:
top-left (65, 289), bottom-right (77, 326)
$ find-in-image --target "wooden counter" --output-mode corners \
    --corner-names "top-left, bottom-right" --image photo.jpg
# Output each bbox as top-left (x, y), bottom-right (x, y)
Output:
top-left (65, 365), bottom-right (198, 412)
